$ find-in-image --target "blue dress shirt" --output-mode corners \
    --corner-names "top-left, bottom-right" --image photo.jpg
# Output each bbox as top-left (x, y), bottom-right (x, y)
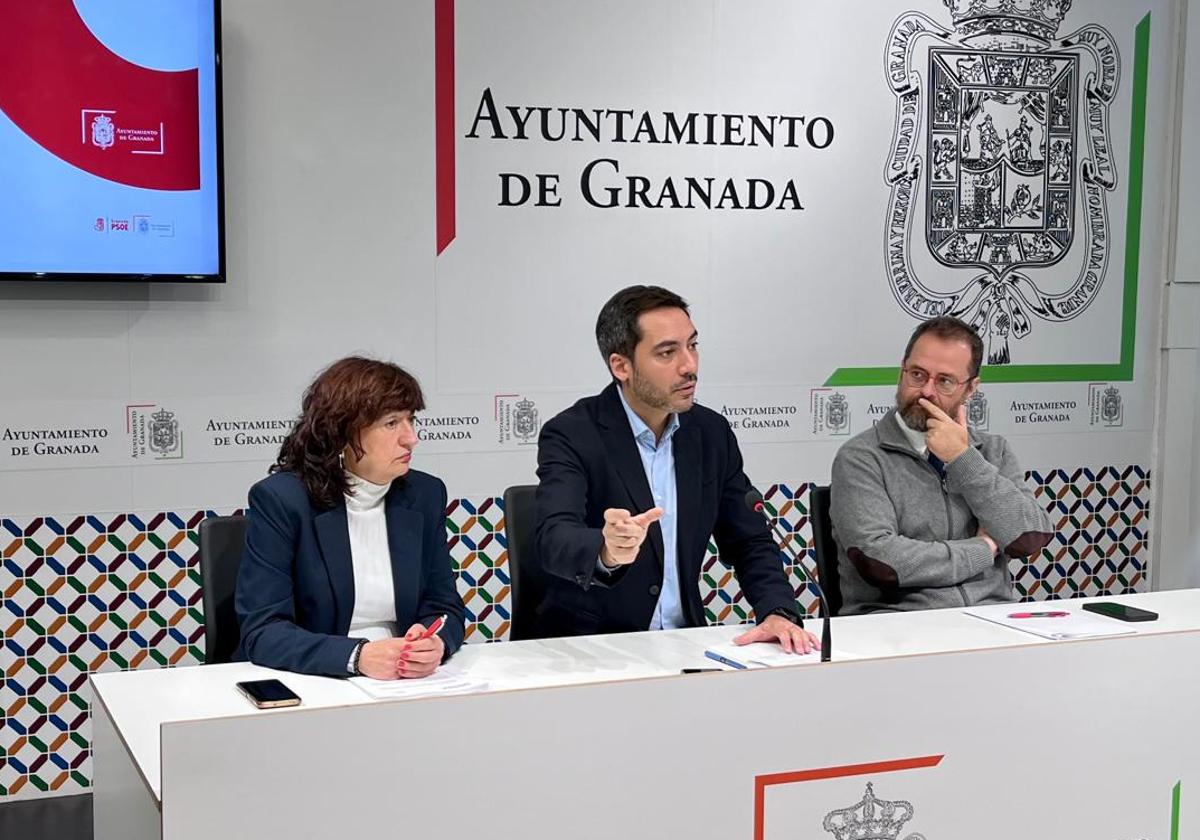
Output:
top-left (614, 387), bottom-right (684, 630)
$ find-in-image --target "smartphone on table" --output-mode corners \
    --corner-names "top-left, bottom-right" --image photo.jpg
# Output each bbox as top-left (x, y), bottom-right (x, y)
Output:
top-left (236, 679), bottom-right (302, 709)
top-left (1081, 602), bottom-right (1158, 622)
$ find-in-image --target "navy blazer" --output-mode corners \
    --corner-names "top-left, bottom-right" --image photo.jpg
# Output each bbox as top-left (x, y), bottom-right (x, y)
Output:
top-left (533, 382), bottom-right (799, 636)
top-left (234, 469), bottom-right (466, 677)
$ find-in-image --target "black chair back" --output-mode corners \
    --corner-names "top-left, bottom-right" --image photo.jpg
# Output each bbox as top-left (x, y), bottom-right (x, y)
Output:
top-left (808, 485), bottom-right (842, 617)
top-left (503, 484), bottom-right (546, 641)
top-left (198, 514), bottom-right (248, 664)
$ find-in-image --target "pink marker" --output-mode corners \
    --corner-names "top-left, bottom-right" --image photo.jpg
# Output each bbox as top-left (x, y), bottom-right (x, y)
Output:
top-left (1008, 611), bottom-right (1069, 619)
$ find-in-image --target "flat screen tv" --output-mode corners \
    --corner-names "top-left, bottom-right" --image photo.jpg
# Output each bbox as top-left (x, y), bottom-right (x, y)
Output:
top-left (0, 0), bottom-right (224, 283)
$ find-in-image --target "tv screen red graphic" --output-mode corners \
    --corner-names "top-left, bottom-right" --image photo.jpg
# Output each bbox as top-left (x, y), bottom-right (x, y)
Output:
top-left (0, 0), bottom-right (222, 280)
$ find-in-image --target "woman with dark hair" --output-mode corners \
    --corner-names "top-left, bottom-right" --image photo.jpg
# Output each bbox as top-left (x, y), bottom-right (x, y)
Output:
top-left (234, 357), bottom-right (466, 679)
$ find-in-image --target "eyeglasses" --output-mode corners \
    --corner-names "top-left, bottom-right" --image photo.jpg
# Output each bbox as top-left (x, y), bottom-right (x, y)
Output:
top-left (902, 366), bottom-right (973, 396)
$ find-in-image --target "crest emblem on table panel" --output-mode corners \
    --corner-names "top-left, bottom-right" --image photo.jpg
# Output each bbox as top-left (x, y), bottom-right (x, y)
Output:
top-left (885, 0), bottom-right (1119, 365)
top-left (823, 783), bottom-right (928, 840)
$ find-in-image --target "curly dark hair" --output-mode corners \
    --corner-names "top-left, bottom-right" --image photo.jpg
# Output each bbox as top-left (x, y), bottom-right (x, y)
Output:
top-left (272, 357), bottom-right (425, 508)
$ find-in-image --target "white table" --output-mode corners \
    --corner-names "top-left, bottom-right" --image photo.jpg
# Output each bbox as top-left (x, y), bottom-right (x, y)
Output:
top-left (91, 590), bottom-right (1200, 839)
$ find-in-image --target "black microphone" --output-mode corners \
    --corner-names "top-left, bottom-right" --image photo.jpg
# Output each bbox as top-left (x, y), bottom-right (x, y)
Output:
top-left (745, 488), bottom-right (832, 662)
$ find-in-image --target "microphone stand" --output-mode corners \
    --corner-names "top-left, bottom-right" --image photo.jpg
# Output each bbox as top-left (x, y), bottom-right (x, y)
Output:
top-left (747, 490), bottom-right (832, 662)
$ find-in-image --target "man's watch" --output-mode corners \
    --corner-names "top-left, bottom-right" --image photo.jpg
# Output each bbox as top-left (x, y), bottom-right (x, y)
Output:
top-left (765, 607), bottom-right (804, 627)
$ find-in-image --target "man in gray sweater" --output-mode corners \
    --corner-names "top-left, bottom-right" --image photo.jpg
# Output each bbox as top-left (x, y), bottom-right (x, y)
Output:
top-left (830, 316), bottom-right (1053, 614)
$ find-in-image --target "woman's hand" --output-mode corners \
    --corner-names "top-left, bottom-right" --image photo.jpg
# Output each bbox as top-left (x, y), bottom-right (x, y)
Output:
top-left (396, 622), bottom-right (445, 679)
top-left (357, 638), bottom-right (409, 680)
top-left (356, 624), bottom-right (446, 680)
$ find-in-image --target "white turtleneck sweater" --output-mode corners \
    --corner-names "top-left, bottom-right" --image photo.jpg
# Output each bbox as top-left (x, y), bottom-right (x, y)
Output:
top-left (345, 472), bottom-right (398, 641)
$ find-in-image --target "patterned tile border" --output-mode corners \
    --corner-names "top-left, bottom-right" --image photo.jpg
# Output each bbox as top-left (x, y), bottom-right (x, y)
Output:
top-left (0, 465), bottom-right (1149, 798)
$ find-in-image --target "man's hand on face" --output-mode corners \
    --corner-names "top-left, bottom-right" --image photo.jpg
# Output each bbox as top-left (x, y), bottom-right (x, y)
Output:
top-left (920, 399), bottom-right (970, 463)
top-left (600, 507), bottom-right (665, 568)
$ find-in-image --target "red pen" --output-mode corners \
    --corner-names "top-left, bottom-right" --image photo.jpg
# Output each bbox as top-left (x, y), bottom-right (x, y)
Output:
top-left (419, 614), bottom-right (448, 639)
top-left (397, 614), bottom-right (449, 675)
top-left (1007, 611), bottom-right (1069, 619)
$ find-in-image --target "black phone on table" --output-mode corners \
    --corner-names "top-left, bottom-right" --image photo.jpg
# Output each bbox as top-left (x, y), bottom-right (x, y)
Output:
top-left (236, 679), bottom-right (301, 708)
top-left (1081, 602), bottom-right (1158, 622)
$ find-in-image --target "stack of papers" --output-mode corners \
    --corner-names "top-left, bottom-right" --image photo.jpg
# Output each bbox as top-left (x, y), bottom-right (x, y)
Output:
top-left (350, 664), bottom-right (489, 700)
top-left (704, 641), bottom-right (822, 669)
top-left (963, 603), bottom-right (1139, 641)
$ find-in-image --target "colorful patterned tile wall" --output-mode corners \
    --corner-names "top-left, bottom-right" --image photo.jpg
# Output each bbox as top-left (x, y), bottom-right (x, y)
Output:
top-left (0, 465), bottom-right (1149, 799)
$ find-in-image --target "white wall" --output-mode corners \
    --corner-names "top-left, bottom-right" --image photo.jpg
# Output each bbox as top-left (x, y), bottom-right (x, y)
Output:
top-left (1155, 0), bottom-right (1200, 590)
top-left (0, 0), bottom-right (1180, 522)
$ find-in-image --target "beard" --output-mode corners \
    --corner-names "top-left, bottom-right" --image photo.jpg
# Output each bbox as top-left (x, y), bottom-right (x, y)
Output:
top-left (896, 388), bottom-right (967, 432)
top-left (629, 367), bottom-right (697, 414)
top-left (897, 390), bottom-right (929, 431)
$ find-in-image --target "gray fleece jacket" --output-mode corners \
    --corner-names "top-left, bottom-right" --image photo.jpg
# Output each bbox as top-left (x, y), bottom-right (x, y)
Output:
top-left (829, 409), bottom-right (1053, 615)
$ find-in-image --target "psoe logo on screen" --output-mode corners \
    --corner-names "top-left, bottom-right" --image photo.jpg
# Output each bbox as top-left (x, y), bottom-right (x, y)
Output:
top-left (127, 405), bottom-right (183, 461)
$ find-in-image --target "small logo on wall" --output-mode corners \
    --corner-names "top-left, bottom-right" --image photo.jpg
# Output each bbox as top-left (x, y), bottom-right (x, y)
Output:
top-left (513, 398), bottom-right (539, 443)
top-left (1088, 382), bottom-right (1123, 427)
top-left (823, 783), bottom-right (925, 840)
top-left (148, 409), bottom-right (181, 456)
top-left (495, 394), bottom-right (540, 446)
top-left (884, 0), bottom-right (1120, 364)
top-left (127, 404), bottom-right (183, 460)
top-left (966, 389), bottom-right (989, 430)
top-left (811, 389), bottom-right (851, 436)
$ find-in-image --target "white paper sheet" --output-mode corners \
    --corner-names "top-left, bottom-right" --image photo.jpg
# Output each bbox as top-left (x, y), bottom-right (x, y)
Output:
top-left (963, 603), bottom-right (1140, 640)
top-left (349, 664), bottom-right (489, 700)
top-left (703, 641), bottom-right (824, 669)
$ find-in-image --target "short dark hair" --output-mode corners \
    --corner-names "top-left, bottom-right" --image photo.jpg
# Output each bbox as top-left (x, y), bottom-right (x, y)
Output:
top-left (595, 286), bottom-right (690, 372)
top-left (272, 357), bottom-right (426, 508)
top-left (902, 315), bottom-right (984, 378)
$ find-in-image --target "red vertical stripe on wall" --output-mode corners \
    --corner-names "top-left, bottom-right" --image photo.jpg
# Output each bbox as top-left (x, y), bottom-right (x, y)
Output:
top-left (435, 0), bottom-right (455, 255)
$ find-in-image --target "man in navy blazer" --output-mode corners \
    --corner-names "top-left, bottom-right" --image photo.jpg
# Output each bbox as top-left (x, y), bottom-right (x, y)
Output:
top-left (534, 286), bottom-right (816, 652)
top-left (235, 469), bottom-right (466, 677)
